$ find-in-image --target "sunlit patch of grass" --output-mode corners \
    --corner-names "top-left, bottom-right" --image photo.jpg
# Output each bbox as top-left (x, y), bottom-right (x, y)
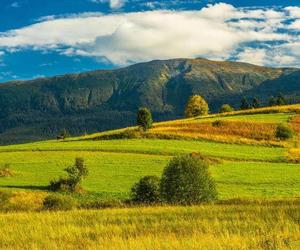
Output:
top-left (288, 148), bottom-right (300, 163)
top-left (0, 202), bottom-right (300, 249)
top-left (62, 104), bottom-right (300, 142)
top-left (151, 120), bottom-right (278, 144)
top-left (290, 115), bottom-right (300, 133)
top-left (0, 151), bottom-right (298, 200)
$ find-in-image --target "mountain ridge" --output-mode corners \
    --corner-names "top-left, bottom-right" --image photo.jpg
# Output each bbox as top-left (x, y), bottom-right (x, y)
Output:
top-left (0, 58), bottom-right (299, 144)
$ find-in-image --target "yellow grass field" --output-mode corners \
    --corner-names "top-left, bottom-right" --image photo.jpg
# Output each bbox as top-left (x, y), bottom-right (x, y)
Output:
top-left (1, 201), bottom-right (300, 250)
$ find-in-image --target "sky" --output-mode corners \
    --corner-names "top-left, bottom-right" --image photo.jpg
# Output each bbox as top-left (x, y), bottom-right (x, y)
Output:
top-left (0, 0), bottom-right (299, 82)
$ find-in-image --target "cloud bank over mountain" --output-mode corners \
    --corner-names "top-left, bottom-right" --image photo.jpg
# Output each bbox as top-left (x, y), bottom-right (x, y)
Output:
top-left (0, 3), bottom-right (299, 67)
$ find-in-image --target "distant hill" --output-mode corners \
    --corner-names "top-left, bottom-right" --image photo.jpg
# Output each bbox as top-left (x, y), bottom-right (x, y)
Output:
top-left (0, 58), bottom-right (299, 144)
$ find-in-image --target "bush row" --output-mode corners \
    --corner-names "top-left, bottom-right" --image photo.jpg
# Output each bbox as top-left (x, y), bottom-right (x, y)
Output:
top-left (130, 154), bottom-right (218, 205)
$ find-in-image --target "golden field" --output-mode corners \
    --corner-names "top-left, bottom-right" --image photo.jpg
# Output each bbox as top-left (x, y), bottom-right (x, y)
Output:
top-left (1, 201), bottom-right (300, 250)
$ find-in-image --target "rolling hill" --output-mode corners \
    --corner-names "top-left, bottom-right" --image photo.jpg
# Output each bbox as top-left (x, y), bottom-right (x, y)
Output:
top-left (0, 104), bottom-right (300, 249)
top-left (0, 104), bottom-right (299, 200)
top-left (0, 58), bottom-right (299, 144)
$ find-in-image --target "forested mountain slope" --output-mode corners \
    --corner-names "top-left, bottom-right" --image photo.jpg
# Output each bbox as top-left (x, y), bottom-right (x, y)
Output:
top-left (0, 58), bottom-right (299, 144)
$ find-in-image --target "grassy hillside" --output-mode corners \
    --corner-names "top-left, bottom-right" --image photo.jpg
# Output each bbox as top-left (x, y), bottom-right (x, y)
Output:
top-left (0, 104), bottom-right (299, 200)
top-left (0, 58), bottom-right (299, 144)
top-left (1, 104), bottom-right (300, 249)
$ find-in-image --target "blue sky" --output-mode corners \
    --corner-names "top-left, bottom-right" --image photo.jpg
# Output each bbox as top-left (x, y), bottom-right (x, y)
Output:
top-left (0, 0), bottom-right (299, 82)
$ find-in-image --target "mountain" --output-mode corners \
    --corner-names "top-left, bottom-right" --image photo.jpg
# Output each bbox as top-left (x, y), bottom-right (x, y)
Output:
top-left (0, 58), bottom-right (299, 144)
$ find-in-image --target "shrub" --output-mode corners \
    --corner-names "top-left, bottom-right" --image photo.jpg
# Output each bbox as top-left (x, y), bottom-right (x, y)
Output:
top-left (268, 96), bottom-right (277, 106)
top-left (160, 155), bottom-right (217, 205)
top-left (212, 120), bottom-right (226, 127)
top-left (49, 158), bottom-right (88, 192)
top-left (131, 176), bottom-right (161, 204)
top-left (137, 108), bottom-right (153, 131)
top-left (43, 194), bottom-right (76, 211)
top-left (275, 124), bottom-right (293, 140)
top-left (276, 93), bottom-right (286, 106)
top-left (49, 177), bottom-right (73, 192)
top-left (252, 97), bottom-right (260, 109)
top-left (0, 164), bottom-right (14, 177)
top-left (220, 104), bottom-right (234, 113)
top-left (184, 95), bottom-right (209, 118)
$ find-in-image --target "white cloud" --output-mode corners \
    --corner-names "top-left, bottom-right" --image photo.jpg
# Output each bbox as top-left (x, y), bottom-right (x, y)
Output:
top-left (0, 3), bottom-right (299, 67)
top-left (91, 0), bottom-right (125, 9)
top-left (109, 0), bottom-right (125, 9)
top-left (289, 20), bottom-right (300, 30)
top-left (237, 48), bottom-right (268, 66)
top-left (285, 6), bottom-right (300, 18)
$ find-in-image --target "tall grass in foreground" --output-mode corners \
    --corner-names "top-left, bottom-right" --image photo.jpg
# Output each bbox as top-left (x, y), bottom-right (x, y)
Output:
top-left (0, 202), bottom-right (300, 249)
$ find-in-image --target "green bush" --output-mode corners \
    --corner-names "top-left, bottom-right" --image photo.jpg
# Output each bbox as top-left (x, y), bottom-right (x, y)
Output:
top-left (131, 176), bottom-right (161, 204)
top-left (43, 194), bottom-right (76, 211)
top-left (137, 108), bottom-right (153, 131)
top-left (160, 155), bottom-right (218, 205)
top-left (49, 177), bottom-right (73, 192)
top-left (275, 124), bottom-right (293, 140)
top-left (49, 158), bottom-right (88, 192)
top-left (220, 104), bottom-right (234, 113)
top-left (252, 97), bottom-right (260, 109)
top-left (240, 97), bottom-right (250, 110)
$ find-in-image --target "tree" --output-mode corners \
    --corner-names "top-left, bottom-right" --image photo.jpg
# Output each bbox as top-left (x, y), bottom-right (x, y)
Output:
top-left (160, 155), bottom-right (218, 205)
top-left (240, 97), bottom-right (250, 110)
top-left (184, 95), bottom-right (209, 118)
top-left (252, 97), bottom-right (260, 109)
top-left (275, 124), bottom-right (293, 140)
top-left (49, 158), bottom-right (89, 192)
top-left (276, 93), bottom-right (286, 106)
top-left (131, 176), bottom-right (161, 204)
top-left (268, 96), bottom-right (277, 106)
top-left (137, 108), bottom-right (153, 131)
top-left (220, 104), bottom-right (234, 113)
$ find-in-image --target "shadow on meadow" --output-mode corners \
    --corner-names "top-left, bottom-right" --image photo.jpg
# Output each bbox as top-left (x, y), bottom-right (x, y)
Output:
top-left (0, 185), bottom-right (48, 191)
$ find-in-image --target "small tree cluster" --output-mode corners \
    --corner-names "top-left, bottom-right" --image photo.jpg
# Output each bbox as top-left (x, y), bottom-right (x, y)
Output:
top-left (137, 108), bottom-right (153, 131)
top-left (184, 95), bottom-right (209, 118)
top-left (130, 155), bottom-right (218, 205)
top-left (275, 124), bottom-right (293, 140)
top-left (269, 94), bottom-right (287, 106)
top-left (49, 158), bottom-right (89, 192)
top-left (239, 97), bottom-right (261, 110)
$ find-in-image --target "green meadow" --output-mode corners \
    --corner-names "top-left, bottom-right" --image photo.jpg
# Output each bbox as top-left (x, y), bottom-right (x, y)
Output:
top-left (0, 105), bottom-right (300, 249)
top-left (0, 149), bottom-right (299, 199)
